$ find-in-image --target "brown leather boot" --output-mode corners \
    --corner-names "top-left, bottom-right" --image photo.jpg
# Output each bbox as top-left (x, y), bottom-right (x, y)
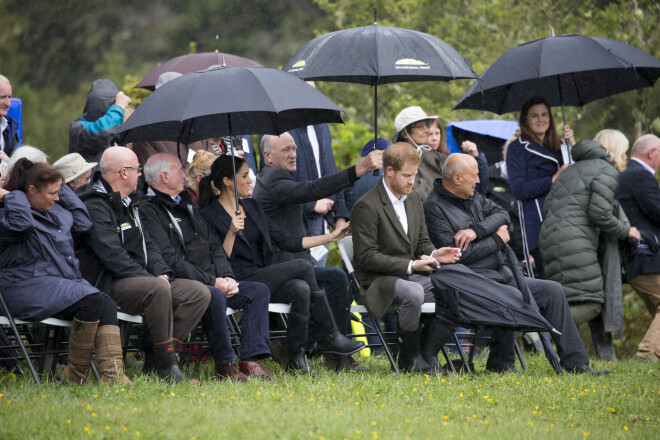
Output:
top-left (238, 361), bottom-right (274, 380)
top-left (59, 318), bottom-right (99, 385)
top-left (215, 363), bottom-right (248, 382)
top-left (94, 325), bottom-right (132, 385)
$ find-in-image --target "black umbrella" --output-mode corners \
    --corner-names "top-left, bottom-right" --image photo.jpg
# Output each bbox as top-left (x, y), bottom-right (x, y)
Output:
top-left (430, 257), bottom-right (563, 374)
top-left (119, 65), bottom-right (343, 216)
top-left (283, 9), bottom-right (478, 172)
top-left (454, 34), bottom-right (660, 126)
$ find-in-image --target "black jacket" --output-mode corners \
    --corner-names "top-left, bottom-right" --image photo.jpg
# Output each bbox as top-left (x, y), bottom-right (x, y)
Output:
top-left (75, 173), bottom-right (171, 293)
top-left (615, 159), bottom-right (660, 278)
top-left (140, 187), bottom-right (234, 285)
top-left (423, 178), bottom-right (511, 281)
top-left (200, 198), bottom-right (304, 280)
top-left (252, 165), bottom-right (358, 263)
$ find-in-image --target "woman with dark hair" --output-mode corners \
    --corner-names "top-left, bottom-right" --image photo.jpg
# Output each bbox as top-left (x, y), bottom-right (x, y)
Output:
top-left (506, 96), bottom-right (575, 278)
top-left (0, 158), bottom-right (130, 384)
top-left (199, 155), bottom-right (364, 374)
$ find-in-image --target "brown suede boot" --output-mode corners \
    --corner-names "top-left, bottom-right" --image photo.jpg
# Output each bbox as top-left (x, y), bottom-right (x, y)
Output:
top-left (215, 363), bottom-right (248, 382)
top-left (59, 318), bottom-right (99, 385)
top-left (94, 325), bottom-right (132, 385)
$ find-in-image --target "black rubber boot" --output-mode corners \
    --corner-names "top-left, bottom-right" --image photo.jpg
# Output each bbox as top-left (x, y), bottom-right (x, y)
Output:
top-left (153, 341), bottom-right (193, 383)
top-left (310, 289), bottom-right (364, 356)
top-left (397, 323), bottom-right (432, 374)
top-left (285, 312), bottom-right (313, 375)
top-left (420, 317), bottom-right (453, 374)
top-left (589, 318), bottom-right (617, 362)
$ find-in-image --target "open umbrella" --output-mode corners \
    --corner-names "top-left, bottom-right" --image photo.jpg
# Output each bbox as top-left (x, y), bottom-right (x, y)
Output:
top-left (119, 66), bottom-right (343, 217)
top-left (454, 34), bottom-right (660, 125)
top-left (283, 9), bottom-right (477, 171)
top-left (135, 48), bottom-right (263, 90)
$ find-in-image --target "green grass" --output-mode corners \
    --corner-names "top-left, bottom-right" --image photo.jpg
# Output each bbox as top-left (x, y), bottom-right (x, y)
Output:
top-left (1, 354), bottom-right (658, 440)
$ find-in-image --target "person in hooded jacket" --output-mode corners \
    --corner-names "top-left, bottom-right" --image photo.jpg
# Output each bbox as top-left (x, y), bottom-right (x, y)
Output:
top-left (69, 79), bottom-right (131, 164)
top-left (76, 147), bottom-right (210, 384)
top-left (0, 158), bottom-right (130, 384)
top-left (140, 153), bottom-right (274, 381)
top-left (539, 139), bottom-right (641, 357)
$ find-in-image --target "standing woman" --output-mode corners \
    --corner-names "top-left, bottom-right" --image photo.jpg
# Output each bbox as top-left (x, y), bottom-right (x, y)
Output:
top-left (506, 96), bottom-right (575, 278)
top-left (198, 155), bottom-right (363, 374)
top-left (0, 158), bottom-right (130, 384)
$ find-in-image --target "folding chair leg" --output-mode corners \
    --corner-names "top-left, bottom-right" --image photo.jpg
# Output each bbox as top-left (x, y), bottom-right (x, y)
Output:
top-left (441, 346), bottom-right (457, 374)
top-left (0, 294), bottom-right (41, 385)
top-left (514, 339), bottom-right (527, 371)
top-left (452, 331), bottom-right (472, 374)
top-left (372, 315), bottom-right (399, 375)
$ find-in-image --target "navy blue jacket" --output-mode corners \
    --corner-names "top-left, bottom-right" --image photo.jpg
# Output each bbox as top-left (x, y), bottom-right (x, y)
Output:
top-left (614, 159), bottom-right (660, 278)
top-left (0, 185), bottom-right (99, 320)
top-left (200, 198), bottom-right (303, 280)
top-left (506, 136), bottom-right (565, 251)
top-left (2, 116), bottom-right (21, 157)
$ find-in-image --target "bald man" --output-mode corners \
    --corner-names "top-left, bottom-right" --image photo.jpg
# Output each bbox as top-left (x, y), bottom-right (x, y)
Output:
top-left (76, 147), bottom-right (210, 383)
top-left (615, 134), bottom-right (660, 362)
top-left (423, 153), bottom-right (610, 375)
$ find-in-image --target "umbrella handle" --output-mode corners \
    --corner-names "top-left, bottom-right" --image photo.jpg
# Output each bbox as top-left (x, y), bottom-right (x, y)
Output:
top-left (373, 83), bottom-right (379, 176)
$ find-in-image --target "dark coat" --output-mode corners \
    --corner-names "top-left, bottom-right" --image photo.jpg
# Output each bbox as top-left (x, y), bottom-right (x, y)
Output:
top-left (539, 140), bottom-right (630, 304)
top-left (506, 136), bottom-right (565, 251)
top-left (0, 185), bottom-right (98, 320)
top-left (200, 198), bottom-right (303, 280)
top-left (140, 188), bottom-right (234, 286)
top-left (351, 180), bottom-right (435, 319)
top-left (75, 174), bottom-right (171, 293)
top-left (252, 164), bottom-right (358, 263)
top-left (2, 115), bottom-right (21, 157)
top-left (615, 159), bottom-right (660, 278)
top-left (423, 179), bottom-right (511, 281)
top-left (289, 124), bottom-right (350, 225)
top-left (69, 79), bottom-right (124, 163)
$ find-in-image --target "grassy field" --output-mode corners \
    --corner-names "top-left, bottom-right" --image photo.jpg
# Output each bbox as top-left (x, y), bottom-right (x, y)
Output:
top-left (1, 353), bottom-right (658, 440)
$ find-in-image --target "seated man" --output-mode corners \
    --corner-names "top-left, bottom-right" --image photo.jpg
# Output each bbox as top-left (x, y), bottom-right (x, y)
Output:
top-left (351, 142), bottom-right (461, 373)
top-left (423, 153), bottom-right (610, 375)
top-left (140, 153), bottom-right (273, 381)
top-left (76, 146), bottom-right (210, 383)
top-left (253, 132), bottom-right (382, 370)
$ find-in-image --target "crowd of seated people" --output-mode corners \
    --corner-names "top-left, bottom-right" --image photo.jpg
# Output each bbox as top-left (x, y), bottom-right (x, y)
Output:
top-left (2, 72), bottom-right (657, 386)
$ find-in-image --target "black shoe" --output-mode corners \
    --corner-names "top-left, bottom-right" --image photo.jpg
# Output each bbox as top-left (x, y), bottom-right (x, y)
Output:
top-left (310, 289), bottom-right (365, 356)
top-left (153, 341), bottom-right (196, 383)
top-left (397, 324), bottom-right (432, 374)
top-left (286, 351), bottom-right (315, 375)
top-left (569, 364), bottom-right (612, 376)
top-left (420, 317), bottom-right (453, 375)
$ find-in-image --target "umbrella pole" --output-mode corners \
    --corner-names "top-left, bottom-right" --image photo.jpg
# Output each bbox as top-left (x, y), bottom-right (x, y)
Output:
top-left (227, 116), bottom-right (241, 217)
top-left (373, 83), bottom-right (379, 176)
top-left (557, 78), bottom-right (573, 164)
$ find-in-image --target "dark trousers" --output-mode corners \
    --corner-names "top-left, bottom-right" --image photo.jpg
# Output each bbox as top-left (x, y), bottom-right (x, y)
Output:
top-left (54, 292), bottom-right (118, 327)
top-left (201, 282), bottom-right (271, 364)
top-left (111, 277), bottom-right (210, 344)
top-left (486, 277), bottom-right (589, 371)
top-left (313, 267), bottom-right (350, 333)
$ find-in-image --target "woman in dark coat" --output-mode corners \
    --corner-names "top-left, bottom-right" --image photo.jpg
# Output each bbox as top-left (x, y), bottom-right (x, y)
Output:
top-left (0, 158), bottom-right (129, 384)
top-left (506, 96), bottom-right (575, 277)
top-left (199, 155), bottom-right (363, 374)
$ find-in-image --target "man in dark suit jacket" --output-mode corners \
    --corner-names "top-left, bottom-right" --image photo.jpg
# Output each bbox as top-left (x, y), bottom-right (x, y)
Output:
top-left (615, 134), bottom-right (660, 362)
top-left (253, 131), bottom-right (382, 369)
top-left (424, 153), bottom-right (610, 375)
top-left (351, 142), bottom-right (461, 373)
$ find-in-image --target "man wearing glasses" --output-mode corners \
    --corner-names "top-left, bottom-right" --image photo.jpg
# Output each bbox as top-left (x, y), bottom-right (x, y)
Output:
top-left (76, 146), bottom-right (210, 383)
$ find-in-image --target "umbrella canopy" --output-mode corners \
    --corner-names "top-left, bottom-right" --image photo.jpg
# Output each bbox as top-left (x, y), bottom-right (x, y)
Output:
top-left (454, 34), bottom-right (660, 115)
top-left (283, 22), bottom-right (478, 85)
top-left (119, 66), bottom-right (344, 145)
top-left (135, 51), bottom-right (263, 90)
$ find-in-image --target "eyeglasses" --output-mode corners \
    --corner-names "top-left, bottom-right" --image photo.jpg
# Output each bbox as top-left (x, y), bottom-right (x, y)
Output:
top-left (119, 166), bottom-right (142, 173)
top-left (410, 120), bottom-right (432, 130)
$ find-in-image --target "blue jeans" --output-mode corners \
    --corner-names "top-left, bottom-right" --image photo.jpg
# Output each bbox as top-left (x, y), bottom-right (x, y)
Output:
top-left (201, 281), bottom-right (271, 364)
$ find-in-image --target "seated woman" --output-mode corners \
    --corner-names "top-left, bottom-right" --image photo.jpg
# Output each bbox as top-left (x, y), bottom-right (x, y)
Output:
top-left (199, 155), bottom-right (363, 374)
top-left (184, 150), bottom-right (218, 206)
top-left (539, 136), bottom-right (641, 360)
top-left (0, 158), bottom-right (130, 384)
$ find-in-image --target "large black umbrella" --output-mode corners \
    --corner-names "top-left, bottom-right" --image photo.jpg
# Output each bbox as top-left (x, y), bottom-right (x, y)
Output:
top-left (119, 66), bottom-right (343, 216)
top-left (454, 34), bottom-right (660, 122)
top-left (283, 11), bottom-right (478, 169)
top-left (430, 254), bottom-right (563, 374)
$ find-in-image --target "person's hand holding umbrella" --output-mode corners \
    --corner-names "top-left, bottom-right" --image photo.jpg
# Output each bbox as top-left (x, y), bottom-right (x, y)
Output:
top-left (563, 124), bottom-right (576, 146)
top-left (354, 149), bottom-right (383, 176)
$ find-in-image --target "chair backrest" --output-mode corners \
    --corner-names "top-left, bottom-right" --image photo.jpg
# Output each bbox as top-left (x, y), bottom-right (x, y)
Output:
top-left (337, 236), bottom-right (355, 273)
